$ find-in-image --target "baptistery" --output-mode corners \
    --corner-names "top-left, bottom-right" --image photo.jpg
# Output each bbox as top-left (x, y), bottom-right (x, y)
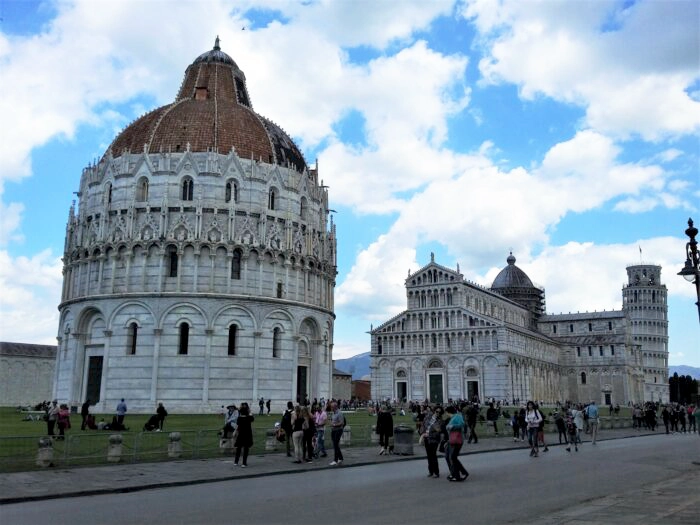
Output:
top-left (54, 39), bottom-right (337, 413)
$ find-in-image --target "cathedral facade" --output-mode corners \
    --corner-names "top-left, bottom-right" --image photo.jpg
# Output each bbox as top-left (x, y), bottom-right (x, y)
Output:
top-left (370, 254), bottom-right (668, 406)
top-left (54, 40), bottom-right (337, 413)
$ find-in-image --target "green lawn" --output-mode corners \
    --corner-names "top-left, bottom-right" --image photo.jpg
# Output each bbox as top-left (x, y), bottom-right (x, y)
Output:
top-left (0, 405), bottom-right (634, 472)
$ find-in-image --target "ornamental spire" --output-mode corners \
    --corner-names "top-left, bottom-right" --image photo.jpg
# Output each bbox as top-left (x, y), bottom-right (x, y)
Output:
top-left (214, 35), bottom-right (221, 51)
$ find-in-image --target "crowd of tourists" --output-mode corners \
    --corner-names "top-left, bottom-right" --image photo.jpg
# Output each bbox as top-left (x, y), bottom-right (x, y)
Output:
top-left (221, 398), bottom-right (348, 468)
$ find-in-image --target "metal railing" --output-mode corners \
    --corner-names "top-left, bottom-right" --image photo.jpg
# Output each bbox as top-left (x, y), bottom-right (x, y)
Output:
top-left (0, 417), bottom-right (634, 473)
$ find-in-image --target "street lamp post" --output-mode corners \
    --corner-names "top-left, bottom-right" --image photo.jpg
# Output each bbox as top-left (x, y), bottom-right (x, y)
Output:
top-left (678, 217), bottom-right (700, 324)
top-left (677, 217), bottom-right (700, 466)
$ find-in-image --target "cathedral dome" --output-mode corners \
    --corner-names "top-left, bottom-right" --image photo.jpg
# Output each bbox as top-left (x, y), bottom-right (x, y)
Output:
top-left (107, 38), bottom-right (307, 172)
top-left (491, 253), bottom-right (534, 289)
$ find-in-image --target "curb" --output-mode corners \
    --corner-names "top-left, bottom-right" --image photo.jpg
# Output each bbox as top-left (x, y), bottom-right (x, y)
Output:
top-left (0, 431), bottom-right (662, 505)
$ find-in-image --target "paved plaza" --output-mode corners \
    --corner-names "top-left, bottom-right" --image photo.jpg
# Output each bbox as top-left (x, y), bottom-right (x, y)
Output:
top-left (1, 428), bottom-right (698, 524)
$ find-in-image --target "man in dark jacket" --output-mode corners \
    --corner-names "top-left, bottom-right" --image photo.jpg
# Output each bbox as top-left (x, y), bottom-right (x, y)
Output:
top-left (281, 401), bottom-right (294, 457)
top-left (466, 403), bottom-right (479, 444)
top-left (80, 399), bottom-right (91, 431)
top-left (376, 404), bottom-right (394, 455)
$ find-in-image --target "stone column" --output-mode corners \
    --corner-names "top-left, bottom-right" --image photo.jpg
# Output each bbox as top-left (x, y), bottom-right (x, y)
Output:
top-left (71, 333), bottom-right (86, 406)
top-left (124, 250), bottom-right (132, 293)
top-left (98, 330), bottom-right (112, 409)
top-left (202, 328), bottom-right (213, 403)
top-left (252, 331), bottom-right (262, 402)
top-left (176, 247), bottom-right (183, 292)
top-left (150, 328), bottom-right (162, 403)
top-left (192, 250), bottom-right (200, 292)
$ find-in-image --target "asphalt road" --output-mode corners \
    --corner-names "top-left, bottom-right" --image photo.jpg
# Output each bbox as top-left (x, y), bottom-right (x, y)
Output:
top-left (2, 434), bottom-right (698, 525)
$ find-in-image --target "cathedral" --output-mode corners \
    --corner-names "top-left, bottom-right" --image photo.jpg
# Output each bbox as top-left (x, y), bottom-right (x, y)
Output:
top-left (54, 39), bottom-right (337, 413)
top-left (370, 254), bottom-right (669, 406)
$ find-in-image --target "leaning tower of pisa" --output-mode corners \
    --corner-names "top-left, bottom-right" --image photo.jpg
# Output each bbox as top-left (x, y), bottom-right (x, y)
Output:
top-left (622, 264), bottom-right (669, 403)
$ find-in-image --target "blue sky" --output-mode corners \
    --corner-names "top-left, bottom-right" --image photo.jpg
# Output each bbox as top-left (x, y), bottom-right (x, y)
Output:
top-left (0, 0), bottom-right (698, 366)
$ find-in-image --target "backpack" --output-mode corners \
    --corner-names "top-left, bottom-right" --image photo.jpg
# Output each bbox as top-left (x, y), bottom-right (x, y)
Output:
top-left (281, 410), bottom-right (292, 431)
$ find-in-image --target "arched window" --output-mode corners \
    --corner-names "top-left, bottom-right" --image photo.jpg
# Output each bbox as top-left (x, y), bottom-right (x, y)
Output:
top-left (581, 372), bottom-right (587, 385)
top-left (276, 282), bottom-right (283, 298)
top-left (228, 325), bottom-right (237, 356)
top-left (377, 343), bottom-right (383, 355)
top-left (231, 250), bottom-right (241, 280)
top-left (178, 323), bottom-right (190, 355)
top-left (182, 177), bottom-right (194, 201)
top-left (127, 322), bottom-right (138, 355)
top-left (225, 181), bottom-right (239, 203)
top-left (168, 247), bottom-right (178, 277)
top-left (136, 177), bottom-right (149, 202)
top-left (268, 188), bottom-right (277, 210)
top-left (105, 182), bottom-right (112, 204)
top-left (272, 327), bottom-right (281, 357)
top-left (300, 197), bottom-right (307, 220)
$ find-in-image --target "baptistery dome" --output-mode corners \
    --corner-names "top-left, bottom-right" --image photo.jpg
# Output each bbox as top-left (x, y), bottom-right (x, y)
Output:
top-left (55, 40), bottom-right (336, 414)
top-left (108, 37), bottom-right (306, 172)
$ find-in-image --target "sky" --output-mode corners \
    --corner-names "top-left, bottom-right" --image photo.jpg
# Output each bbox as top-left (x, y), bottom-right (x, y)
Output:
top-left (0, 0), bottom-right (698, 367)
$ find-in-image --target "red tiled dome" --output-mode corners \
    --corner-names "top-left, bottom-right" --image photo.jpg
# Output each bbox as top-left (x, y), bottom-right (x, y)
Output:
top-left (107, 38), bottom-right (307, 172)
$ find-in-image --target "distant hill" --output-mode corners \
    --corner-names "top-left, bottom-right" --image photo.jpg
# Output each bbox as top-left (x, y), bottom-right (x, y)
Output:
top-left (669, 365), bottom-right (700, 380)
top-left (335, 352), bottom-right (370, 380)
top-left (334, 355), bottom-right (699, 381)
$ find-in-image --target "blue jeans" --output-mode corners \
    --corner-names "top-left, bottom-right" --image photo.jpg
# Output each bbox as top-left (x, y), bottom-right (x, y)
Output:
top-left (527, 427), bottom-right (539, 451)
top-left (331, 428), bottom-right (343, 462)
top-left (315, 428), bottom-right (326, 455)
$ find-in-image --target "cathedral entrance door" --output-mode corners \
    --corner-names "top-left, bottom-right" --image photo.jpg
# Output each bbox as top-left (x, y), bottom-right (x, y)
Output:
top-left (296, 366), bottom-right (308, 404)
top-left (428, 374), bottom-right (443, 404)
top-left (85, 356), bottom-right (103, 403)
top-left (467, 380), bottom-right (479, 402)
top-left (396, 381), bottom-right (407, 402)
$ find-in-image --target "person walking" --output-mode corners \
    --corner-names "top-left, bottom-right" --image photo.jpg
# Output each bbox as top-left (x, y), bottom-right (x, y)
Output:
top-left (445, 406), bottom-right (468, 481)
top-left (116, 398), bottom-right (128, 430)
top-left (46, 400), bottom-right (59, 437)
top-left (57, 403), bottom-right (71, 440)
top-left (688, 404), bottom-right (697, 433)
top-left (233, 402), bottom-right (254, 467)
top-left (525, 401), bottom-right (543, 457)
top-left (301, 406), bottom-right (315, 462)
top-left (291, 405), bottom-right (304, 463)
top-left (553, 411), bottom-right (568, 444)
top-left (565, 409), bottom-right (579, 452)
top-left (376, 404), bottom-right (394, 455)
top-left (586, 401), bottom-right (599, 444)
top-left (466, 403), bottom-right (479, 444)
top-left (661, 405), bottom-right (670, 434)
top-left (572, 404), bottom-right (584, 445)
top-left (156, 402), bottom-right (168, 431)
top-left (281, 401), bottom-right (294, 457)
top-left (313, 403), bottom-right (328, 458)
top-left (266, 399), bottom-right (271, 416)
top-left (329, 401), bottom-right (345, 466)
top-left (420, 406), bottom-right (443, 478)
top-left (80, 399), bottom-right (91, 431)
top-left (486, 402), bottom-right (499, 436)
top-left (258, 397), bottom-right (265, 416)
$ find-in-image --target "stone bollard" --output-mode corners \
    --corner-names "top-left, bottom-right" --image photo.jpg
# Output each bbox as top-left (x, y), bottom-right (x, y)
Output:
top-left (265, 429), bottom-right (279, 451)
top-left (219, 433), bottom-right (235, 455)
top-left (168, 432), bottom-right (182, 458)
top-left (108, 434), bottom-right (123, 463)
top-left (340, 425), bottom-right (351, 446)
top-left (36, 437), bottom-right (54, 467)
top-left (371, 425), bottom-right (379, 445)
top-left (393, 425), bottom-right (414, 455)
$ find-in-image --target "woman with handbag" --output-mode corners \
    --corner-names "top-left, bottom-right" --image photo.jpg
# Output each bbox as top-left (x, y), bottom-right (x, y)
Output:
top-left (420, 406), bottom-right (444, 478)
top-left (445, 405), bottom-right (468, 482)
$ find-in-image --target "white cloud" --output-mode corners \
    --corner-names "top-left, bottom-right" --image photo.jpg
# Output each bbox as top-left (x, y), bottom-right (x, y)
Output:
top-left (335, 130), bottom-right (680, 320)
top-left (0, 249), bottom-right (63, 344)
top-left (463, 0), bottom-right (700, 140)
top-left (0, 199), bottom-right (24, 246)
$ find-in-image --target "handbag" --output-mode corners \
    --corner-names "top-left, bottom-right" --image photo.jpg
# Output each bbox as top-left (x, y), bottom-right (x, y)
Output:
top-left (449, 429), bottom-right (463, 446)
